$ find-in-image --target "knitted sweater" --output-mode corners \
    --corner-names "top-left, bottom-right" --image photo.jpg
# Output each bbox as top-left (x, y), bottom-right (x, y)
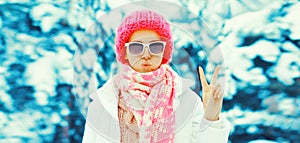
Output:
top-left (118, 97), bottom-right (139, 143)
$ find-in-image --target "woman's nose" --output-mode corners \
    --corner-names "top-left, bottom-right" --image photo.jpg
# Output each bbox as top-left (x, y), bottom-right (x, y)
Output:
top-left (141, 47), bottom-right (151, 59)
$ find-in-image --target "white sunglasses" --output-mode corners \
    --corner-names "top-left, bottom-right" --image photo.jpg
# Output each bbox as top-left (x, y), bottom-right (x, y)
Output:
top-left (125, 41), bottom-right (166, 56)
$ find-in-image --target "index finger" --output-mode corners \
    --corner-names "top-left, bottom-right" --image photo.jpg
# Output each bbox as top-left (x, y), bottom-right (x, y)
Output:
top-left (210, 65), bottom-right (220, 85)
top-left (198, 66), bottom-right (208, 86)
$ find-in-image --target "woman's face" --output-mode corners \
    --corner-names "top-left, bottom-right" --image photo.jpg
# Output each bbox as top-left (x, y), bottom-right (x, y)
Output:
top-left (125, 30), bottom-right (164, 73)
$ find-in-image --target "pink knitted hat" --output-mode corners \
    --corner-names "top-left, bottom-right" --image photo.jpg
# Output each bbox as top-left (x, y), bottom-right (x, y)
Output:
top-left (115, 10), bottom-right (173, 64)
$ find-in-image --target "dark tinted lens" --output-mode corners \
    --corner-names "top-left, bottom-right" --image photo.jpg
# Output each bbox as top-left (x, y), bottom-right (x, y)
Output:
top-left (128, 43), bottom-right (143, 55)
top-left (149, 42), bottom-right (164, 54)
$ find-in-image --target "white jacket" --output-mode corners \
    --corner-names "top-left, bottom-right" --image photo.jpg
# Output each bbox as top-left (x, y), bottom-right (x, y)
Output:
top-left (82, 74), bottom-right (231, 143)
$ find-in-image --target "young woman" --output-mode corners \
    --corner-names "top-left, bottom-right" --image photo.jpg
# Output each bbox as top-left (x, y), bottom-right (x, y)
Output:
top-left (82, 10), bottom-right (230, 143)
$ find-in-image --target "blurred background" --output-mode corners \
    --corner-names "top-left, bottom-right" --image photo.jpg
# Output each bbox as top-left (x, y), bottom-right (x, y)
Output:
top-left (0, 0), bottom-right (299, 143)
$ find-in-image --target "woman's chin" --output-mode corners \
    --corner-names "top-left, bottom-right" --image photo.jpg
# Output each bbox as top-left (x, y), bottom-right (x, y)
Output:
top-left (136, 66), bottom-right (156, 73)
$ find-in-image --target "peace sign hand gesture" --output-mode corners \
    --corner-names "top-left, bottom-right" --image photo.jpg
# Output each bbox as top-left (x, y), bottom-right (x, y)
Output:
top-left (198, 65), bottom-right (223, 121)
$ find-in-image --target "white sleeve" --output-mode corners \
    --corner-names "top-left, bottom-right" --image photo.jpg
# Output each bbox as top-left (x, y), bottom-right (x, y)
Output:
top-left (192, 100), bottom-right (231, 143)
top-left (82, 122), bottom-right (97, 143)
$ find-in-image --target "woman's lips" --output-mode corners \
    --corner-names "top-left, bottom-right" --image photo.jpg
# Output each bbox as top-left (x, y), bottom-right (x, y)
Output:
top-left (142, 63), bottom-right (151, 66)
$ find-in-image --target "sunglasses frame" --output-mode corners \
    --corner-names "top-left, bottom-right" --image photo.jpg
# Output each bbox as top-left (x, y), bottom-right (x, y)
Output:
top-left (125, 41), bottom-right (166, 56)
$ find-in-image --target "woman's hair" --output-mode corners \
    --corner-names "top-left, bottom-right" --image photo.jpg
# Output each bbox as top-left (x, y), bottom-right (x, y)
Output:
top-left (115, 10), bottom-right (174, 64)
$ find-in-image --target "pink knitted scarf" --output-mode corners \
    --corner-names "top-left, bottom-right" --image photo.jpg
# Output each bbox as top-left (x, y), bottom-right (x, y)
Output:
top-left (114, 64), bottom-right (176, 143)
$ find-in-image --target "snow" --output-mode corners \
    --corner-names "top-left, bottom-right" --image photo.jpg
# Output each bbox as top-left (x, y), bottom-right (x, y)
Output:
top-left (61, 107), bottom-right (70, 116)
top-left (185, 0), bottom-right (205, 15)
top-left (0, 16), bottom-right (2, 28)
top-left (77, 10), bottom-right (94, 30)
top-left (246, 40), bottom-right (280, 62)
top-left (0, 89), bottom-right (14, 110)
top-left (1, 111), bottom-right (43, 140)
top-left (281, 41), bottom-right (300, 53)
top-left (106, 0), bottom-right (137, 10)
top-left (246, 125), bottom-right (259, 134)
top-left (24, 55), bottom-right (57, 95)
top-left (223, 7), bottom-right (269, 34)
top-left (30, 3), bottom-right (67, 32)
top-left (249, 140), bottom-right (278, 143)
top-left (282, 2), bottom-right (300, 39)
top-left (262, 22), bottom-right (290, 40)
top-left (278, 98), bottom-right (297, 116)
top-left (94, 61), bottom-right (108, 81)
top-left (225, 108), bottom-right (300, 131)
top-left (80, 48), bottom-right (97, 70)
top-left (227, 0), bottom-right (250, 17)
top-left (52, 33), bottom-right (77, 51)
top-left (35, 91), bottom-right (49, 105)
top-left (271, 53), bottom-right (300, 85)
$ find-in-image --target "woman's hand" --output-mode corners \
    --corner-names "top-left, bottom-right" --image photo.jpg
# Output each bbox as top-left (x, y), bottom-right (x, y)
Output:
top-left (198, 65), bottom-right (223, 121)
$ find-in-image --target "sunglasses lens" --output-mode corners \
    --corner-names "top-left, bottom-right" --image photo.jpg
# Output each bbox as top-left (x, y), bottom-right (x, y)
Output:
top-left (149, 42), bottom-right (164, 54)
top-left (128, 43), bottom-right (143, 55)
